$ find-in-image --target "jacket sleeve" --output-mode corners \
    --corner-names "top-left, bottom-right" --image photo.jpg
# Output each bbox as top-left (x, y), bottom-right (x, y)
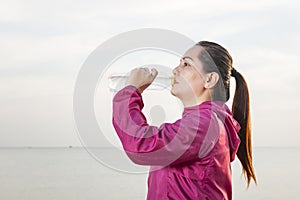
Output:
top-left (112, 86), bottom-right (215, 166)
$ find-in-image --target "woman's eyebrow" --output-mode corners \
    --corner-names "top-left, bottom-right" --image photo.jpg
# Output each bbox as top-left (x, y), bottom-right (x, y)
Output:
top-left (182, 56), bottom-right (194, 61)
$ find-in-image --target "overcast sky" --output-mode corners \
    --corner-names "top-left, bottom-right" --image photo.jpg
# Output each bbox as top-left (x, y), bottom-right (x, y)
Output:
top-left (0, 0), bottom-right (299, 147)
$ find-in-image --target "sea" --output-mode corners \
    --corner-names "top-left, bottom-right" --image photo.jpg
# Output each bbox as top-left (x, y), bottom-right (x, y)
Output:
top-left (0, 147), bottom-right (299, 200)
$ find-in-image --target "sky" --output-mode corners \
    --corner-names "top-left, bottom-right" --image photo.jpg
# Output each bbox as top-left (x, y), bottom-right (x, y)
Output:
top-left (0, 0), bottom-right (299, 147)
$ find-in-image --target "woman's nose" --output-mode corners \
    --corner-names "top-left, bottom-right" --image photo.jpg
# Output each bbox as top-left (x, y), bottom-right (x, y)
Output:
top-left (172, 66), bottom-right (180, 75)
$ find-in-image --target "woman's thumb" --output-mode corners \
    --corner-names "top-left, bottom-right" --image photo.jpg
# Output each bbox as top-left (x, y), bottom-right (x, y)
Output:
top-left (151, 68), bottom-right (158, 78)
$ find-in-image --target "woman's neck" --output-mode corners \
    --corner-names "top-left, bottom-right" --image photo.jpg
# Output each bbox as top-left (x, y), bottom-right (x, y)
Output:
top-left (182, 94), bottom-right (211, 108)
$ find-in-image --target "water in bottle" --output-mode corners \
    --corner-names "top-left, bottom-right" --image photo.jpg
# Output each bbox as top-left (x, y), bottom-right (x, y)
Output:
top-left (108, 73), bottom-right (174, 92)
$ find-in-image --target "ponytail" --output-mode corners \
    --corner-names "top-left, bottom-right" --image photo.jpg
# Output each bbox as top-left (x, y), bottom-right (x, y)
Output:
top-left (196, 41), bottom-right (257, 187)
top-left (231, 69), bottom-right (257, 187)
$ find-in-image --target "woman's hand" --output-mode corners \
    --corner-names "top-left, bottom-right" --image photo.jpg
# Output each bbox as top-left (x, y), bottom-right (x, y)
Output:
top-left (125, 68), bottom-right (158, 93)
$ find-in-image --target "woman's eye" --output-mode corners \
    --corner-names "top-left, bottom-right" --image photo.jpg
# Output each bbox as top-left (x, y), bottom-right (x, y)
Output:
top-left (183, 62), bottom-right (189, 67)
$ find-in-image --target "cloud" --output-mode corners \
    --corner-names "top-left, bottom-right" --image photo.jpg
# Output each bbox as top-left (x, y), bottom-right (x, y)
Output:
top-left (0, 0), bottom-right (299, 147)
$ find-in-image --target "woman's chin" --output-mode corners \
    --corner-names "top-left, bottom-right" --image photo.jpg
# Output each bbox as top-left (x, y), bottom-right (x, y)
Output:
top-left (171, 88), bottom-right (177, 96)
top-left (171, 87), bottom-right (182, 98)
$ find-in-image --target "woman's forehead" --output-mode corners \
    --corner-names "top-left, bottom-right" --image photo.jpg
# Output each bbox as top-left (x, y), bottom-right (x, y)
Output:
top-left (183, 45), bottom-right (203, 59)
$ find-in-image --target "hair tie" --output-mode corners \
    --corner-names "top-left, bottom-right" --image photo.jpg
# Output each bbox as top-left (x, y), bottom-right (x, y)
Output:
top-left (231, 68), bottom-right (238, 77)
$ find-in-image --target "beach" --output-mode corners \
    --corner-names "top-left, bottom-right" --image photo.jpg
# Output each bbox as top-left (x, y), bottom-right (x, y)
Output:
top-left (0, 147), bottom-right (299, 199)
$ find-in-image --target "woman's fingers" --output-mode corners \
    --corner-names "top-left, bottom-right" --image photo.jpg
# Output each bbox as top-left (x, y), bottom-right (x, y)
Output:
top-left (125, 67), bottom-right (158, 93)
top-left (136, 67), bottom-right (157, 79)
top-left (143, 67), bottom-right (150, 73)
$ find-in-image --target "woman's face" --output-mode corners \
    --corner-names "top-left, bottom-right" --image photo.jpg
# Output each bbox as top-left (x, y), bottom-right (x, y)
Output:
top-left (171, 45), bottom-right (208, 103)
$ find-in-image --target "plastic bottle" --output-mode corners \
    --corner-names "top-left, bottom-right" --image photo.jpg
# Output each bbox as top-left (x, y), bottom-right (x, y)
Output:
top-left (108, 73), bottom-right (174, 92)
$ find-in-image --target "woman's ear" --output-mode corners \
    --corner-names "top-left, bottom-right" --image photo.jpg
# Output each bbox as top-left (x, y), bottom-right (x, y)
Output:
top-left (204, 72), bottom-right (219, 89)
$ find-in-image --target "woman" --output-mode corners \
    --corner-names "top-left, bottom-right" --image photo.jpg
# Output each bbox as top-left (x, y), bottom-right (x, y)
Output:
top-left (112, 41), bottom-right (256, 199)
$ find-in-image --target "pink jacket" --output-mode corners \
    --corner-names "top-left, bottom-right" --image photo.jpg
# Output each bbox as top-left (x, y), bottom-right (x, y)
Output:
top-left (112, 86), bottom-right (241, 200)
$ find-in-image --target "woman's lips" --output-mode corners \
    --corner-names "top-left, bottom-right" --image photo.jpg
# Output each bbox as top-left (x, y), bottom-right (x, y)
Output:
top-left (171, 77), bottom-right (178, 86)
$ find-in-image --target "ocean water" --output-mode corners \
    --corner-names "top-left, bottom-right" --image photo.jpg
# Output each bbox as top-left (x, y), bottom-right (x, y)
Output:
top-left (0, 147), bottom-right (299, 200)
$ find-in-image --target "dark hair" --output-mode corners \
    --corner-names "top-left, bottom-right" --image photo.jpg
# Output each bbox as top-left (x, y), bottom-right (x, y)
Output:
top-left (196, 41), bottom-right (257, 187)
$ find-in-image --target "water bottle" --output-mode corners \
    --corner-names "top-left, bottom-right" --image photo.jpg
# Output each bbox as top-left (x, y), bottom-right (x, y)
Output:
top-left (108, 73), bottom-right (174, 92)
